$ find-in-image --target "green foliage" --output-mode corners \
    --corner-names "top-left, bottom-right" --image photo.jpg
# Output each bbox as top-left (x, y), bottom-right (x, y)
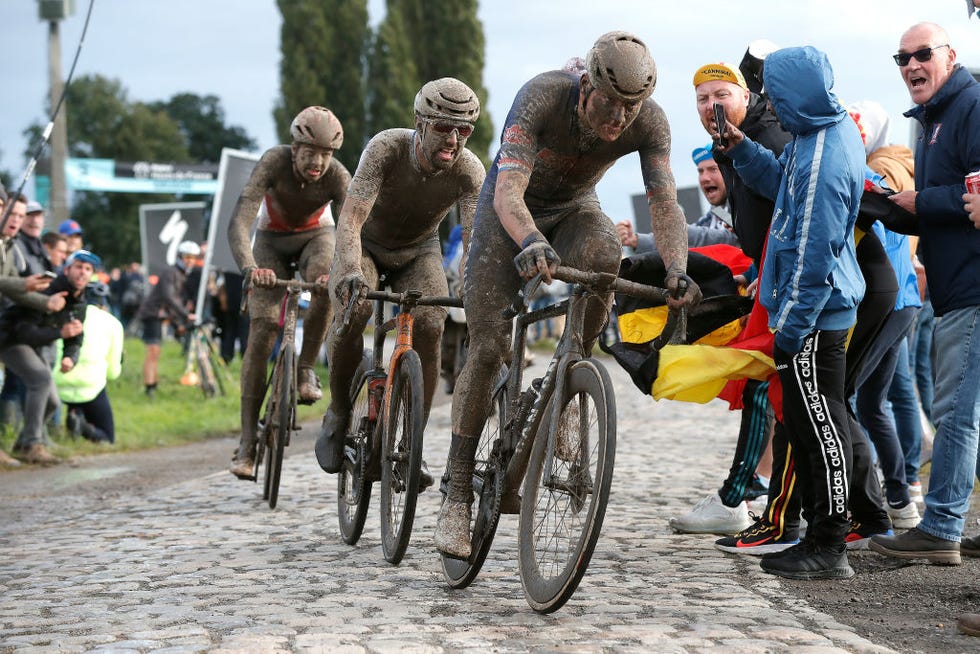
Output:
top-left (275, 0), bottom-right (370, 174)
top-left (21, 75), bottom-right (256, 267)
top-left (365, 7), bottom-right (419, 137)
top-left (0, 337), bottom-right (329, 457)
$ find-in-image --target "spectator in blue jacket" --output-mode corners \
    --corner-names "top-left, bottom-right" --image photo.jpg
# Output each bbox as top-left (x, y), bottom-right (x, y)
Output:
top-left (870, 22), bottom-right (980, 567)
top-left (718, 46), bottom-right (867, 580)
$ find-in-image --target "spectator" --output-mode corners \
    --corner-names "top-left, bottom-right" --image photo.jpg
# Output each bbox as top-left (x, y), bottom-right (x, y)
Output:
top-left (118, 262), bottom-right (147, 331)
top-left (54, 281), bottom-right (124, 444)
top-left (870, 22), bottom-right (980, 567)
top-left (215, 270), bottom-right (248, 364)
top-left (0, 249), bottom-right (96, 465)
top-left (57, 219), bottom-right (84, 255)
top-left (617, 144), bottom-right (740, 254)
top-left (720, 46), bottom-right (867, 579)
top-left (135, 242), bottom-right (198, 398)
top-left (41, 231), bottom-right (68, 271)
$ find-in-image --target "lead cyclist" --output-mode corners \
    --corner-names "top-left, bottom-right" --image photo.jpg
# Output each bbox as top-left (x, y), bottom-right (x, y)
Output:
top-left (434, 32), bottom-right (702, 559)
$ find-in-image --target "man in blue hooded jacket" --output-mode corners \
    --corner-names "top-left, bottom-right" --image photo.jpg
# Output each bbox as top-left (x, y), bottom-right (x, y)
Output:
top-left (716, 46), bottom-right (867, 579)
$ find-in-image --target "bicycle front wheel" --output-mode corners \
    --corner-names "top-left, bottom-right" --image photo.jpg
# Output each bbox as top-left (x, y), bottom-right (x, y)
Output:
top-left (518, 358), bottom-right (616, 613)
top-left (265, 344), bottom-right (294, 510)
top-left (380, 350), bottom-right (425, 564)
top-left (441, 365), bottom-right (508, 589)
top-left (338, 353), bottom-right (375, 545)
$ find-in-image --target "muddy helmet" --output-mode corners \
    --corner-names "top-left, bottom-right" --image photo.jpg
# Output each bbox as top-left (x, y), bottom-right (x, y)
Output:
top-left (290, 106), bottom-right (344, 149)
top-left (414, 78), bottom-right (481, 123)
top-left (585, 31), bottom-right (657, 102)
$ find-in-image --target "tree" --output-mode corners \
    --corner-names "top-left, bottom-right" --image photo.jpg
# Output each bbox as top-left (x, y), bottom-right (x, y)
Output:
top-left (149, 93), bottom-right (257, 164)
top-left (275, 0), bottom-right (369, 174)
top-left (365, 7), bottom-right (419, 138)
top-left (367, 0), bottom-right (494, 165)
top-left (23, 75), bottom-right (255, 266)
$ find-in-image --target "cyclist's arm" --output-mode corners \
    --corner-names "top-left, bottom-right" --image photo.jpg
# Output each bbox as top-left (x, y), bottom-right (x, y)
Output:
top-left (333, 196), bottom-right (372, 274)
top-left (227, 149), bottom-right (281, 275)
top-left (493, 170), bottom-right (536, 247)
top-left (457, 152), bottom-right (486, 251)
top-left (638, 119), bottom-right (688, 273)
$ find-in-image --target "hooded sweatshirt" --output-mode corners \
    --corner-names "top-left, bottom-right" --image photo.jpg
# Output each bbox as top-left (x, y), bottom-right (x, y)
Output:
top-left (726, 46), bottom-right (866, 354)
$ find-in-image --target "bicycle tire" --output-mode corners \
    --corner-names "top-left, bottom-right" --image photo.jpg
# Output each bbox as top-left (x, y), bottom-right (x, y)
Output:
top-left (441, 365), bottom-right (508, 588)
top-left (338, 353), bottom-right (375, 545)
top-left (518, 358), bottom-right (616, 613)
top-left (380, 350), bottom-right (425, 564)
top-left (208, 340), bottom-right (227, 397)
top-left (196, 340), bottom-right (217, 398)
top-left (266, 344), bottom-right (294, 509)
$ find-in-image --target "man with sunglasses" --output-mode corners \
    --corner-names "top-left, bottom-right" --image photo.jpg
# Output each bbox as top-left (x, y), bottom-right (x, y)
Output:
top-left (314, 78), bottom-right (485, 477)
top-left (869, 23), bottom-right (980, 567)
top-left (434, 32), bottom-right (701, 559)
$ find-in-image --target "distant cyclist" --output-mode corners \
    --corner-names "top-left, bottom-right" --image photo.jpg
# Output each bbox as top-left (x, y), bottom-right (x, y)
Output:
top-left (434, 32), bottom-right (701, 558)
top-left (315, 78), bottom-right (486, 479)
top-left (228, 106), bottom-right (350, 480)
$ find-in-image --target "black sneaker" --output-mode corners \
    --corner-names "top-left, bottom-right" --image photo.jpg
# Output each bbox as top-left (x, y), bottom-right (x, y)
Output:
top-left (869, 527), bottom-right (961, 565)
top-left (715, 515), bottom-right (800, 555)
top-left (760, 540), bottom-right (854, 580)
top-left (744, 474), bottom-right (770, 501)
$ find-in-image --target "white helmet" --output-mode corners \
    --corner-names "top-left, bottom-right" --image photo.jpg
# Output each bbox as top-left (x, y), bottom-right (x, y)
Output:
top-left (177, 241), bottom-right (201, 257)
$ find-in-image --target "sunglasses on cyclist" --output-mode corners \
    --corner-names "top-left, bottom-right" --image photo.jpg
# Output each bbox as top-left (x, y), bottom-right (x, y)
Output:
top-left (893, 44), bottom-right (949, 67)
top-left (429, 122), bottom-right (474, 138)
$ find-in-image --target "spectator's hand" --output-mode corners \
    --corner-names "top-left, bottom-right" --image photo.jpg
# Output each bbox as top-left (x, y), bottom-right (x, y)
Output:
top-left (251, 267), bottom-right (277, 289)
top-left (665, 263), bottom-right (702, 310)
top-left (25, 273), bottom-right (52, 292)
top-left (335, 270), bottom-right (367, 308)
top-left (615, 221), bottom-right (638, 248)
top-left (60, 357), bottom-right (75, 374)
top-left (60, 319), bottom-right (83, 339)
top-left (713, 120), bottom-right (745, 154)
top-left (513, 232), bottom-right (560, 283)
top-left (889, 190), bottom-right (917, 215)
top-left (187, 313), bottom-right (197, 324)
top-left (745, 277), bottom-right (759, 299)
top-left (46, 291), bottom-right (67, 313)
top-left (913, 255), bottom-right (927, 301)
top-left (964, 192), bottom-right (980, 229)
top-left (313, 273), bottom-right (330, 296)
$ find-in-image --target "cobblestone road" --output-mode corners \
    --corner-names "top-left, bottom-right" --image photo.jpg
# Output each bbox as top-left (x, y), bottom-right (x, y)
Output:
top-left (0, 361), bottom-right (898, 653)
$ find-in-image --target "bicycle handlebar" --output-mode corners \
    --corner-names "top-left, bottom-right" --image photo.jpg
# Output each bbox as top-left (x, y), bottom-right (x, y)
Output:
top-left (338, 288), bottom-right (464, 335)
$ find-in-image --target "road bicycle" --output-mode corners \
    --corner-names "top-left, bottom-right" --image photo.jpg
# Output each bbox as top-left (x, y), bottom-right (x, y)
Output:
top-left (337, 284), bottom-right (463, 564)
top-left (248, 277), bottom-right (320, 509)
top-left (440, 265), bottom-right (684, 613)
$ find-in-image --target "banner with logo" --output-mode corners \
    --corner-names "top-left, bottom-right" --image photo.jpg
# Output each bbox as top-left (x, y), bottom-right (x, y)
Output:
top-left (139, 202), bottom-right (207, 279)
top-left (66, 158), bottom-right (219, 194)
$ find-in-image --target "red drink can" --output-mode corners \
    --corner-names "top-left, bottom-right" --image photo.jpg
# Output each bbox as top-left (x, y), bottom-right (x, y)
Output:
top-left (967, 170), bottom-right (980, 194)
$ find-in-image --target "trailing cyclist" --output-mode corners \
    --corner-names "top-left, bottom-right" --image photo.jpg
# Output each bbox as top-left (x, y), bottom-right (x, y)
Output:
top-left (314, 78), bottom-right (486, 480)
top-left (228, 106), bottom-right (350, 480)
top-left (434, 32), bottom-right (702, 559)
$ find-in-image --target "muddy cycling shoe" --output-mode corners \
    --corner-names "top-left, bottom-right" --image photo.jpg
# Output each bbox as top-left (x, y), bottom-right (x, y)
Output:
top-left (418, 460), bottom-right (434, 492)
top-left (229, 455), bottom-right (256, 481)
top-left (315, 408), bottom-right (349, 474)
top-left (297, 367), bottom-right (323, 405)
top-left (434, 499), bottom-right (472, 560)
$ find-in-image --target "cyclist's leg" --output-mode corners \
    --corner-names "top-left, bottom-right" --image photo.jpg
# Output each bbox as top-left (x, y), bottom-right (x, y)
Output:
top-left (437, 199), bottom-right (520, 557)
top-left (295, 226), bottom-right (335, 402)
top-left (546, 202), bottom-right (621, 347)
top-left (230, 232), bottom-right (290, 478)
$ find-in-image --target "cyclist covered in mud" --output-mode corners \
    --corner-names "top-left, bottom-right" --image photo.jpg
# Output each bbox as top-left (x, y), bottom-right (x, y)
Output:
top-left (228, 106), bottom-right (350, 480)
top-left (314, 78), bottom-right (486, 479)
top-left (434, 32), bottom-right (702, 558)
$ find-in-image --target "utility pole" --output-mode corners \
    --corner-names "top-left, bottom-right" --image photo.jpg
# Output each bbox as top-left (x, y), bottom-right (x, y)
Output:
top-left (39, 0), bottom-right (75, 221)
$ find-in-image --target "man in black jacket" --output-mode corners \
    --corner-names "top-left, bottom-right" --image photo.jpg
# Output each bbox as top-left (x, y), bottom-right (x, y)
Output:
top-left (0, 249), bottom-right (96, 464)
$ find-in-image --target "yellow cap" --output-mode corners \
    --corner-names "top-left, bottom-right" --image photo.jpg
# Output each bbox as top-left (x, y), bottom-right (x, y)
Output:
top-left (692, 62), bottom-right (748, 90)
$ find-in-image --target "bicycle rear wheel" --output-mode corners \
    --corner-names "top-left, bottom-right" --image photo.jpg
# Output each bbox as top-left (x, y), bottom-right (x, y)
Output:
top-left (441, 365), bottom-right (508, 588)
top-left (380, 350), bottom-right (425, 564)
top-left (518, 358), bottom-right (616, 613)
top-left (265, 344), bottom-right (294, 510)
top-left (338, 353), bottom-right (375, 544)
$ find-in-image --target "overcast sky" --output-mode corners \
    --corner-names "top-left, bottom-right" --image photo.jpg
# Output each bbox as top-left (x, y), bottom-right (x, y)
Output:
top-left (3, 0), bottom-right (979, 225)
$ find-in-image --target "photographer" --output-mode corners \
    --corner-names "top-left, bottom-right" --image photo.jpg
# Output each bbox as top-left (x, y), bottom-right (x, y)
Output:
top-left (0, 250), bottom-right (98, 465)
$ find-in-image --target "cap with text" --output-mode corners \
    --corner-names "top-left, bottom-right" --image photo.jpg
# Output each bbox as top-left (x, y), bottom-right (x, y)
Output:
top-left (692, 144), bottom-right (714, 165)
top-left (693, 63), bottom-right (748, 90)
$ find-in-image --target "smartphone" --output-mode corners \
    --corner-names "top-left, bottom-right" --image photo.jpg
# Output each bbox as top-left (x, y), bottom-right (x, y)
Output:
top-left (43, 271), bottom-right (57, 279)
top-left (713, 102), bottom-right (728, 148)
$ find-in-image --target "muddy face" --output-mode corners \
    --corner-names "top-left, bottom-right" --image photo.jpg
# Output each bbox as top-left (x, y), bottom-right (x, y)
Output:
top-left (416, 120), bottom-right (472, 172)
top-left (291, 143), bottom-right (335, 184)
top-left (582, 86), bottom-right (641, 142)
